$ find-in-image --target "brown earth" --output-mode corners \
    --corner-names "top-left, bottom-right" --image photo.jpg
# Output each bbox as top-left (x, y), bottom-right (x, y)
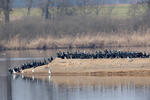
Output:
top-left (22, 58), bottom-right (150, 76)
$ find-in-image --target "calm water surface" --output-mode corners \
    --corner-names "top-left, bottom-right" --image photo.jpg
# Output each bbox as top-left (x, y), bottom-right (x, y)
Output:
top-left (0, 47), bottom-right (150, 100)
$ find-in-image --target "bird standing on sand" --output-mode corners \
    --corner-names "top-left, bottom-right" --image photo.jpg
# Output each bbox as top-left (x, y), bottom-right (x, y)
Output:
top-left (127, 57), bottom-right (133, 62)
top-left (13, 74), bottom-right (16, 80)
top-left (13, 69), bottom-right (16, 74)
top-left (32, 68), bottom-right (35, 73)
top-left (21, 70), bottom-right (24, 74)
top-left (48, 68), bottom-right (51, 75)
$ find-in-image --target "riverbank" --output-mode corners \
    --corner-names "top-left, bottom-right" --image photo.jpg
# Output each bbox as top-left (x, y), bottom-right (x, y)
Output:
top-left (1, 32), bottom-right (150, 50)
top-left (21, 58), bottom-right (150, 76)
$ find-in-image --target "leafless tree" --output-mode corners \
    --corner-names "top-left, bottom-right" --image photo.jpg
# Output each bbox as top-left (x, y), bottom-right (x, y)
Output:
top-left (55, 0), bottom-right (72, 17)
top-left (23, 0), bottom-right (33, 16)
top-left (90, 0), bottom-right (104, 16)
top-left (44, 0), bottom-right (51, 19)
top-left (128, 0), bottom-right (150, 30)
top-left (0, 0), bottom-right (3, 19)
top-left (0, 0), bottom-right (12, 23)
top-left (140, 0), bottom-right (150, 27)
top-left (82, 0), bottom-right (89, 15)
top-left (38, 0), bottom-right (51, 19)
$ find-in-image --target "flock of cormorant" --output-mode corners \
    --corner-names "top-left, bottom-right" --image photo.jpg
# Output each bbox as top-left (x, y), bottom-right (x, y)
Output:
top-left (57, 50), bottom-right (150, 59)
top-left (8, 50), bottom-right (150, 74)
top-left (8, 56), bottom-right (54, 74)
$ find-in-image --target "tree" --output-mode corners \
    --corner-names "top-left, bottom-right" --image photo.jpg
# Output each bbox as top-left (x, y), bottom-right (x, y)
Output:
top-left (44, 0), bottom-right (50, 19)
top-left (128, 0), bottom-right (150, 30)
top-left (23, 0), bottom-right (33, 16)
top-left (38, 0), bottom-right (51, 19)
top-left (0, 0), bottom-right (3, 19)
top-left (0, 0), bottom-right (12, 23)
top-left (91, 0), bottom-right (104, 16)
top-left (140, 0), bottom-right (150, 27)
top-left (55, 0), bottom-right (73, 17)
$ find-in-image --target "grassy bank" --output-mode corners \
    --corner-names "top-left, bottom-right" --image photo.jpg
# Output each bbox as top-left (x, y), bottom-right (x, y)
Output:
top-left (1, 32), bottom-right (150, 50)
top-left (0, 15), bottom-right (149, 50)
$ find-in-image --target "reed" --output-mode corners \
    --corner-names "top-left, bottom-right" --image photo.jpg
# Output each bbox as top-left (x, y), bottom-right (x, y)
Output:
top-left (1, 30), bottom-right (150, 49)
top-left (0, 16), bottom-right (150, 50)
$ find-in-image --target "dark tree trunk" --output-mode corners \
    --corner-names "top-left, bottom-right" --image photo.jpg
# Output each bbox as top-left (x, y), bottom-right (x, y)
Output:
top-left (45, 4), bottom-right (49, 19)
top-left (26, 0), bottom-right (32, 16)
top-left (27, 7), bottom-right (31, 16)
top-left (44, 1), bottom-right (50, 19)
top-left (41, 7), bottom-right (44, 16)
top-left (4, 0), bottom-right (10, 23)
top-left (4, 10), bottom-right (9, 23)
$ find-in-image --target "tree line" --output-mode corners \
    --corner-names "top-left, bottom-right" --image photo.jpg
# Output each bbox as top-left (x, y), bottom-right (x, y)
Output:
top-left (0, 0), bottom-right (150, 24)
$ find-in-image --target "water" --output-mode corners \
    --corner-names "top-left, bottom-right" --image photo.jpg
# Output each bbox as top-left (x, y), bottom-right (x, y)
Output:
top-left (0, 47), bottom-right (150, 100)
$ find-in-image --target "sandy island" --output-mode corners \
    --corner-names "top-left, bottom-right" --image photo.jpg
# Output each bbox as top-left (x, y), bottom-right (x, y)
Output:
top-left (20, 58), bottom-right (150, 76)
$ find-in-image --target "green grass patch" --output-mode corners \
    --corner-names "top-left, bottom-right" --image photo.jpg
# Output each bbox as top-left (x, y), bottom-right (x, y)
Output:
top-left (8, 4), bottom-right (131, 18)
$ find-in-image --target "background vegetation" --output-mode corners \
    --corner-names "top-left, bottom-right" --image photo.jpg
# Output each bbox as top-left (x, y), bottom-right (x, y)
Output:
top-left (0, 0), bottom-right (150, 49)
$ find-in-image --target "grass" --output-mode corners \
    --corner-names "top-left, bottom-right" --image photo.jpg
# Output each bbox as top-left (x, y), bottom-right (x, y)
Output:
top-left (1, 30), bottom-right (150, 50)
top-left (5, 4), bottom-right (131, 19)
top-left (112, 5), bottom-right (130, 17)
top-left (10, 8), bottom-right (42, 17)
top-left (0, 4), bottom-right (149, 50)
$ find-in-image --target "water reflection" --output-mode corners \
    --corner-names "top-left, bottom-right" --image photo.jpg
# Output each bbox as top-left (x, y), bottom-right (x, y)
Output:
top-left (11, 75), bottom-right (150, 100)
top-left (0, 76), bottom-right (12, 100)
top-left (0, 48), bottom-right (150, 100)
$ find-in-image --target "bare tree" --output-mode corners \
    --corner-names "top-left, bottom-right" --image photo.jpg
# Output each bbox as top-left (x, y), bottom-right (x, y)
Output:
top-left (0, 0), bottom-right (12, 23)
top-left (140, 0), bottom-right (150, 27)
top-left (90, 0), bottom-right (104, 16)
top-left (0, 0), bottom-right (3, 20)
top-left (55, 0), bottom-right (72, 17)
top-left (0, 0), bottom-right (13, 23)
top-left (128, 0), bottom-right (150, 30)
top-left (45, 0), bottom-right (51, 19)
top-left (83, 0), bottom-right (89, 15)
top-left (38, 0), bottom-right (51, 19)
top-left (23, 0), bottom-right (33, 16)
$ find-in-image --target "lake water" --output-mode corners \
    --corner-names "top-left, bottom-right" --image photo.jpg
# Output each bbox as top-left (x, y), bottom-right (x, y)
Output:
top-left (0, 47), bottom-right (150, 100)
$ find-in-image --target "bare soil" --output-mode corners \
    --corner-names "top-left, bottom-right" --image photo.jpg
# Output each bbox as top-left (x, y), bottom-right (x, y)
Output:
top-left (22, 58), bottom-right (150, 76)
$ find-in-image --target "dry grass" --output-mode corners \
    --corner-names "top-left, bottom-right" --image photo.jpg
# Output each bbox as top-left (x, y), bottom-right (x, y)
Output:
top-left (0, 16), bottom-right (150, 50)
top-left (1, 30), bottom-right (150, 49)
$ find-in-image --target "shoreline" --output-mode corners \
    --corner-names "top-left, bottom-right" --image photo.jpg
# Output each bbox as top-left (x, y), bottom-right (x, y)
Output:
top-left (20, 58), bottom-right (150, 76)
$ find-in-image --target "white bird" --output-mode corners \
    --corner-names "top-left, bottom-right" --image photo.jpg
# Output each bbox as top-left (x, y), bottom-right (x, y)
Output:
top-left (13, 69), bottom-right (16, 74)
top-left (48, 69), bottom-right (51, 74)
top-left (13, 74), bottom-right (16, 80)
top-left (32, 75), bottom-right (34, 80)
top-left (21, 70), bottom-right (24, 74)
top-left (84, 50), bottom-right (86, 54)
top-left (1, 53), bottom-right (6, 56)
top-left (32, 68), bottom-right (34, 73)
top-left (127, 57), bottom-right (133, 62)
top-left (21, 74), bottom-right (24, 79)
top-left (48, 75), bottom-right (51, 81)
